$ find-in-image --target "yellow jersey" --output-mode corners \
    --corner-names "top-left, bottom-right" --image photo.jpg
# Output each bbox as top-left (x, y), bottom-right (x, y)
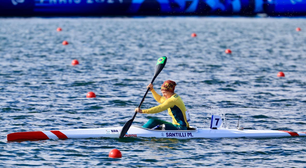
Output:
top-left (142, 89), bottom-right (189, 128)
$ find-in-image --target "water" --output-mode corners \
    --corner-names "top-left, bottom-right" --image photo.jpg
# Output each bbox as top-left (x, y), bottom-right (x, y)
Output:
top-left (1, 17), bottom-right (306, 167)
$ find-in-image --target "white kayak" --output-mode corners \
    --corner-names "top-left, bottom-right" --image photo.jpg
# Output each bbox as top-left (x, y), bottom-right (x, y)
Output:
top-left (7, 115), bottom-right (306, 141)
top-left (7, 125), bottom-right (306, 142)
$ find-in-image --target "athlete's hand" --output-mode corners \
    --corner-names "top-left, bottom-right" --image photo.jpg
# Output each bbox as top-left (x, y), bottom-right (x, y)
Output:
top-left (147, 83), bottom-right (153, 91)
top-left (135, 108), bottom-right (143, 113)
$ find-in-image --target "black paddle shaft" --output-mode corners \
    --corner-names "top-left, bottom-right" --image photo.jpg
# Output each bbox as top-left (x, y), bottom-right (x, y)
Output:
top-left (119, 57), bottom-right (167, 138)
top-left (130, 78), bottom-right (155, 121)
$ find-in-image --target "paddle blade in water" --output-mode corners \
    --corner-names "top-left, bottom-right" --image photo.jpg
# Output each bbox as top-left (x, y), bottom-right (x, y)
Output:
top-left (119, 119), bottom-right (133, 138)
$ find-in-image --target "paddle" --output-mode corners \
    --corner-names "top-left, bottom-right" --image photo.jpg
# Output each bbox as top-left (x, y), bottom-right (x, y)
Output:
top-left (119, 56), bottom-right (167, 138)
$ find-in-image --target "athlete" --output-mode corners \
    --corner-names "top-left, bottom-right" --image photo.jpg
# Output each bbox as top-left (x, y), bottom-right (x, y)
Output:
top-left (135, 80), bottom-right (190, 130)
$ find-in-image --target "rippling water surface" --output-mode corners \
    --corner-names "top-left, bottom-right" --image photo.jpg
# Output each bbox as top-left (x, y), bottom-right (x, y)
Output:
top-left (1, 17), bottom-right (306, 167)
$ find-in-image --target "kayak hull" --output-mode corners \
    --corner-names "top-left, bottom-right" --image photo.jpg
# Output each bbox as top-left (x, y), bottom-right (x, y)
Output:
top-left (7, 126), bottom-right (306, 142)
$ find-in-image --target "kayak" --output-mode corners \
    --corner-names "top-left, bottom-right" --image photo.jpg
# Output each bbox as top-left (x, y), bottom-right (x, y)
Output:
top-left (7, 115), bottom-right (306, 141)
top-left (7, 125), bottom-right (306, 142)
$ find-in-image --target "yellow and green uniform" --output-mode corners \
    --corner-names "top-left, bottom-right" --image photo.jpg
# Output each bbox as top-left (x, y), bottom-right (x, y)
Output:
top-left (142, 89), bottom-right (189, 130)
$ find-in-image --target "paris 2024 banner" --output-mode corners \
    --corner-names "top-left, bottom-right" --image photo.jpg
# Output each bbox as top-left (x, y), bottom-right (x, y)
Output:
top-left (1, 0), bottom-right (306, 16)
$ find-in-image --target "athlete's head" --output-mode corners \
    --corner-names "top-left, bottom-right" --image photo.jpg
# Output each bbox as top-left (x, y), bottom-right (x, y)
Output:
top-left (161, 80), bottom-right (176, 93)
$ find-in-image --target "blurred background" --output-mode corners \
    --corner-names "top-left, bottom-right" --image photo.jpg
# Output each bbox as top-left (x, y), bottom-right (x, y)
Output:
top-left (1, 0), bottom-right (306, 17)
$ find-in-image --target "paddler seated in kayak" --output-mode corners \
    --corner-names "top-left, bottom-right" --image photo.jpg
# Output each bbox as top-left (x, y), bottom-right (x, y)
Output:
top-left (135, 80), bottom-right (190, 130)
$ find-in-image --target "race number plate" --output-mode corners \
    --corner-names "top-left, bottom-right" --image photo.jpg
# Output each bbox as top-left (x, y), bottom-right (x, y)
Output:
top-left (210, 115), bottom-right (222, 129)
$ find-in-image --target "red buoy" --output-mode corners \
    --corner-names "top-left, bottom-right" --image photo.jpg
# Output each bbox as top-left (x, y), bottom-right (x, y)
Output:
top-left (109, 149), bottom-right (122, 158)
top-left (277, 71), bottom-right (285, 77)
top-left (191, 33), bottom-right (197, 37)
top-left (57, 27), bottom-right (62, 32)
top-left (71, 59), bottom-right (79, 66)
top-left (86, 92), bottom-right (96, 98)
top-left (296, 27), bottom-right (301, 32)
top-left (225, 49), bottom-right (232, 54)
top-left (62, 41), bottom-right (69, 45)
